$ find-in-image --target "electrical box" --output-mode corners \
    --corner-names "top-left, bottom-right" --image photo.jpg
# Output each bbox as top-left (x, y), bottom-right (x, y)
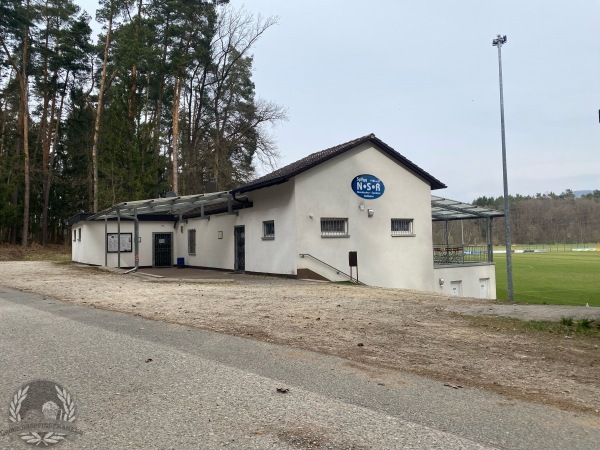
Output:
top-left (349, 251), bottom-right (358, 267)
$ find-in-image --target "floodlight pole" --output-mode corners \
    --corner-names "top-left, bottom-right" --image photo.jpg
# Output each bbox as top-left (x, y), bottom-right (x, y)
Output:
top-left (493, 34), bottom-right (514, 301)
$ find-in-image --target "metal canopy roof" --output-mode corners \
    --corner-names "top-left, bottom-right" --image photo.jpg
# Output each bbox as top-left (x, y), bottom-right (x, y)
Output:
top-left (84, 192), bottom-right (501, 223)
top-left (87, 191), bottom-right (233, 220)
top-left (431, 195), bottom-right (504, 221)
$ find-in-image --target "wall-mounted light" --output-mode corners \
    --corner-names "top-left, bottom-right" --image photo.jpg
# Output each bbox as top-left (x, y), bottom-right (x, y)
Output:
top-left (439, 278), bottom-right (445, 286)
top-left (218, 231), bottom-right (223, 239)
top-left (308, 213), bottom-right (314, 219)
top-left (367, 209), bottom-right (374, 217)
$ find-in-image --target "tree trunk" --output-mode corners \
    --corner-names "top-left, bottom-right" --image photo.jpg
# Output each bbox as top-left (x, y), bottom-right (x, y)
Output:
top-left (129, 63), bottom-right (137, 121)
top-left (91, 15), bottom-right (113, 213)
top-left (41, 73), bottom-right (69, 245)
top-left (21, 74), bottom-right (30, 247)
top-left (171, 75), bottom-right (182, 194)
top-left (41, 80), bottom-right (58, 246)
top-left (21, 3), bottom-right (31, 247)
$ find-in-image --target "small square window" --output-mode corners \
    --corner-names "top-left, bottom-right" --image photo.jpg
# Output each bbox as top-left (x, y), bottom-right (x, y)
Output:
top-left (262, 220), bottom-right (275, 239)
top-left (321, 218), bottom-right (349, 237)
top-left (391, 218), bottom-right (414, 236)
top-left (188, 229), bottom-right (196, 254)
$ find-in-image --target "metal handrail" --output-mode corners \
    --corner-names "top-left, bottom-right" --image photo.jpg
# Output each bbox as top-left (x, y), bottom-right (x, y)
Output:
top-left (433, 244), bottom-right (490, 265)
top-left (299, 253), bottom-right (366, 285)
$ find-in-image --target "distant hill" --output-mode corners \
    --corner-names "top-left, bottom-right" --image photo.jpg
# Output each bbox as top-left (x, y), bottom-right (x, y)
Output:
top-left (574, 190), bottom-right (593, 198)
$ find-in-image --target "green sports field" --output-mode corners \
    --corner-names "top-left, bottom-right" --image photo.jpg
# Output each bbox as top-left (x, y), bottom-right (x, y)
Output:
top-left (494, 250), bottom-right (600, 306)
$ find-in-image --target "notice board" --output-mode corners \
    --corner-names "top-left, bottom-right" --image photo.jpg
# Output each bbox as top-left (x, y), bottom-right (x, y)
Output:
top-left (106, 233), bottom-right (132, 253)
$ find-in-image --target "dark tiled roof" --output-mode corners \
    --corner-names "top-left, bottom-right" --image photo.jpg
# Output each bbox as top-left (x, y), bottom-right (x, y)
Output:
top-left (231, 133), bottom-right (446, 194)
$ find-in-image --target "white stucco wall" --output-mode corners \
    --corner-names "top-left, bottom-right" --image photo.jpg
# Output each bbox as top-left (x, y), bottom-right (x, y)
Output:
top-left (433, 263), bottom-right (497, 299)
top-left (294, 142), bottom-right (435, 290)
top-left (179, 181), bottom-right (297, 275)
top-left (242, 182), bottom-right (297, 275)
top-left (71, 220), bottom-right (174, 267)
top-left (176, 214), bottom-right (237, 270)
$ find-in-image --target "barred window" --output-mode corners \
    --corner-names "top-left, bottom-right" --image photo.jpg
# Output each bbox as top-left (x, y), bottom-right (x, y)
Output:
top-left (78, 228), bottom-right (81, 241)
top-left (391, 218), bottom-right (414, 236)
top-left (73, 230), bottom-right (77, 242)
top-left (188, 229), bottom-right (196, 254)
top-left (321, 218), bottom-right (349, 237)
top-left (263, 220), bottom-right (275, 239)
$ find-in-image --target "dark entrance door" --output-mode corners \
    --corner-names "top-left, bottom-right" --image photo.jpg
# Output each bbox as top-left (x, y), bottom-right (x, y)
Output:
top-left (234, 226), bottom-right (245, 271)
top-left (153, 233), bottom-right (172, 267)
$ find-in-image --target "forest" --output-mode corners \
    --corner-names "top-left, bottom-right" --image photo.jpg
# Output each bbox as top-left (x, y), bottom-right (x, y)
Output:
top-left (0, 0), bottom-right (286, 245)
top-left (1, 2), bottom-right (598, 249)
top-left (433, 190), bottom-right (600, 247)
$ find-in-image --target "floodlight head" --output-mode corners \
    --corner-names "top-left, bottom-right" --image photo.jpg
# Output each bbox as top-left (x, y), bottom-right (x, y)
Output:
top-left (492, 34), bottom-right (508, 46)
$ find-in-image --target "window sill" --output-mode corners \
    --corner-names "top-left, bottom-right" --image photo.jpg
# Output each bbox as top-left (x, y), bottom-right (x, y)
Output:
top-left (189, 253), bottom-right (196, 256)
top-left (321, 235), bottom-right (350, 238)
top-left (261, 237), bottom-right (275, 240)
top-left (391, 234), bottom-right (416, 237)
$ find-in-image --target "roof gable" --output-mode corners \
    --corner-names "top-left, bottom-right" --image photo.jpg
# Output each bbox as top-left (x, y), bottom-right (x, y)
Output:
top-left (231, 133), bottom-right (446, 194)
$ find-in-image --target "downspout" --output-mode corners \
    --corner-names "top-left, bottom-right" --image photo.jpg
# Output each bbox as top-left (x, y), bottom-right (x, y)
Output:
top-left (231, 190), bottom-right (251, 205)
top-left (124, 208), bottom-right (139, 274)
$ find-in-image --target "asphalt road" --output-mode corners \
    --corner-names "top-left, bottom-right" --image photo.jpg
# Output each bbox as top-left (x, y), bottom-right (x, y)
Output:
top-left (0, 286), bottom-right (598, 449)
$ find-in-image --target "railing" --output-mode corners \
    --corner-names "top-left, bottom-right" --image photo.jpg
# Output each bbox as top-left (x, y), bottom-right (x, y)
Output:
top-left (299, 253), bottom-right (366, 285)
top-left (433, 245), bottom-right (490, 265)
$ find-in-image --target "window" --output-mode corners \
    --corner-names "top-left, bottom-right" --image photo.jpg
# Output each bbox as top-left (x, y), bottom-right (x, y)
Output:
top-left (262, 220), bottom-right (275, 239)
top-left (78, 228), bottom-right (81, 241)
top-left (391, 218), bottom-right (414, 236)
top-left (73, 230), bottom-right (76, 242)
top-left (188, 229), bottom-right (196, 255)
top-left (321, 218), bottom-right (349, 237)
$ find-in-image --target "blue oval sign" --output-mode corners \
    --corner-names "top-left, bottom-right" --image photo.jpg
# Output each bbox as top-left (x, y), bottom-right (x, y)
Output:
top-left (351, 174), bottom-right (385, 199)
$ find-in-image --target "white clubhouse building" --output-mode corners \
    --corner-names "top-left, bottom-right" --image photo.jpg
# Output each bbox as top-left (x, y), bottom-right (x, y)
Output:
top-left (69, 134), bottom-right (502, 299)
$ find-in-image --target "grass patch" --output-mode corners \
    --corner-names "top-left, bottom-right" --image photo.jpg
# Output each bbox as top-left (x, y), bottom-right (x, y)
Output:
top-left (560, 317), bottom-right (574, 326)
top-left (0, 243), bottom-right (71, 262)
top-left (495, 251), bottom-right (600, 306)
top-left (467, 315), bottom-right (600, 338)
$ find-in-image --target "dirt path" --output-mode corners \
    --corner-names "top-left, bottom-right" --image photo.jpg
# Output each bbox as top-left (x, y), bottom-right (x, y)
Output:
top-left (1, 261), bottom-right (599, 417)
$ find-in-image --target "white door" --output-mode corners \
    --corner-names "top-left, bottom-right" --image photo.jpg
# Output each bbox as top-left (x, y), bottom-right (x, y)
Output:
top-left (479, 278), bottom-right (489, 298)
top-left (450, 280), bottom-right (462, 296)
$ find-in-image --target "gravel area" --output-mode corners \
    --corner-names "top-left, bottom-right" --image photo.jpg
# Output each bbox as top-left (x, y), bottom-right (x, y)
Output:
top-left (1, 261), bottom-right (599, 415)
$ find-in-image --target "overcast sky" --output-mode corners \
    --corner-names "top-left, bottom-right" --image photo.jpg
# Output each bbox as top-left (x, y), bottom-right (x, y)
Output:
top-left (77, 0), bottom-right (599, 201)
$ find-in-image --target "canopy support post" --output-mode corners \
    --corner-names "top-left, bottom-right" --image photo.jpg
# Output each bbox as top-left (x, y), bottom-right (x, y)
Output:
top-left (487, 218), bottom-right (494, 263)
top-left (117, 207), bottom-right (121, 269)
top-left (104, 216), bottom-right (108, 266)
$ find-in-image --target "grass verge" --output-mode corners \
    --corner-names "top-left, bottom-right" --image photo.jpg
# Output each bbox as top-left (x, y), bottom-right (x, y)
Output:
top-left (466, 314), bottom-right (600, 339)
top-left (0, 243), bottom-right (71, 262)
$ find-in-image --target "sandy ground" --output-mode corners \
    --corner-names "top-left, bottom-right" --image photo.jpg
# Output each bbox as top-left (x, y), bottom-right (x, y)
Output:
top-left (1, 261), bottom-right (599, 417)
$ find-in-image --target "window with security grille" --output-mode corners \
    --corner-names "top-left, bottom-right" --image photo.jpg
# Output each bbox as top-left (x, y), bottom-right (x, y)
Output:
top-left (263, 220), bottom-right (275, 239)
top-left (78, 228), bottom-right (81, 241)
top-left (188, 229), bottom-right (196, 254)
top-left (391, 218), bottom-right (414, 236)
top-left (321, 218), bottom-right (349, 237)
